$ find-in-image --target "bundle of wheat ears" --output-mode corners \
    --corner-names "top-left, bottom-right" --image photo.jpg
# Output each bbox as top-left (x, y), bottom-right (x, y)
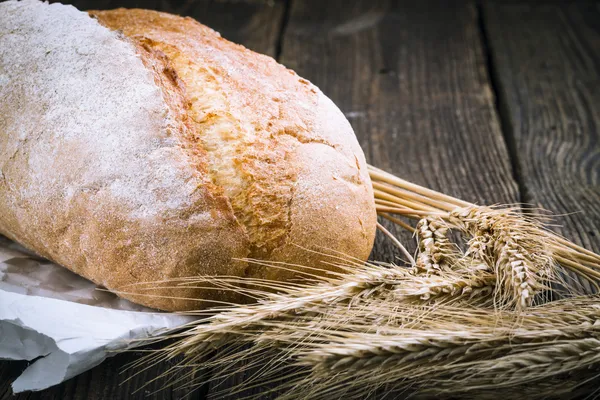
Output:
top-left (132, 165), bottom-right (600, 399)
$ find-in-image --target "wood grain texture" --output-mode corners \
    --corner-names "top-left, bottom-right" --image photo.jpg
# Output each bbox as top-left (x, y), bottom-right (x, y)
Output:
top-left (0, 349), bottom-right (206, 400)
top-left (482, 1), bottom-right (600, 265)
top-left (280, 0), bottom-right (518, 263)
top-left (0, 363), bottom-right (24, 400)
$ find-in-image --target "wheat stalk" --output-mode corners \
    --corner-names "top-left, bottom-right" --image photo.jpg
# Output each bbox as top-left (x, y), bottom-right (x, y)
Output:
top-left (369, 165), bottom-right (600, 300)
top-left (149, 285), bottom-right (600, 400)
top-left (261, 298), bottom-right (600, 399)
top-left (138, 259), bottom-right (500, 394)
top-left (165, 259), bottom-right (498, 357)
top-left (389, 270), bottom-right (495, 305)
top-left (134, 165), bottom-right (600, 399)
top-left (414, 218), bottom-right (457, 274)
top-left (160, 296), bottom-right (600, 400)
top-left (448, 206), bottom-right (556, 309)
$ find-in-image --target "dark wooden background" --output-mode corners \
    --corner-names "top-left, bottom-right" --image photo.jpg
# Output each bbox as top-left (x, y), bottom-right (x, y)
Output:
top-left (1, 0), bottom-right (599, 398)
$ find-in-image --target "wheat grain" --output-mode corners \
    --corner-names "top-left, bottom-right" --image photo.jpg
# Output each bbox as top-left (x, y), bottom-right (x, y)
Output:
top-left (447, 206), bottom-right (555, 309)
top-left (389, 271), bottom-right (495, 305)
top-left (414, 218), bottom-right (457, 274)
top-left (369, 166), bottom-right (600, 293)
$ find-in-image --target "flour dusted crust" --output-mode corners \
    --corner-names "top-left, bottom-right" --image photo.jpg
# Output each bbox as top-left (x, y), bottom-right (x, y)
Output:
top-left (0, 1), bottom-right (377, 311)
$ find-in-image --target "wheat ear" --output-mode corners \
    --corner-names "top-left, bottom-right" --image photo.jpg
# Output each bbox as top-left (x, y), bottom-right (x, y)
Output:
top-left (369, 165), bottom-right (600, 301)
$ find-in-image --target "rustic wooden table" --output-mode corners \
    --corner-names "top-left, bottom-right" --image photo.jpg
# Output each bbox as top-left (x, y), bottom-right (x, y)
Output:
top-left (2, 0), bottom-right (599, 398)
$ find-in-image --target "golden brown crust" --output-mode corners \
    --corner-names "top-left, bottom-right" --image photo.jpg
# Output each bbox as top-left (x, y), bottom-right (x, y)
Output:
top-left (91, 9), bottom-right (318, 253)
top-left (91, 7), bottom-right (377, 265)
top-left (0, 3), bottom-right (376, 311)
top-left (90, 9), bottom-right (377, 289)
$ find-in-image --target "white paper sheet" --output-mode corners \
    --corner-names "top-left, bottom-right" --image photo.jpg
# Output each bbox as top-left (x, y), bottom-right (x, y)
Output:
top-left (0, 235), bottom-right (196, 392)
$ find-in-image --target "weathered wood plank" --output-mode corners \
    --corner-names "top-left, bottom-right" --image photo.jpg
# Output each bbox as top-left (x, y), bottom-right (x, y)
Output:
top-left (483, 1), bottom-right (600, 275)
top-left (0, 1), bottom-right (285, 399)
top-left (0, 362), bottom-right (25, 400)
top-left (0, 350), bottom-right (205, 400)
top-left (175, 0), bottom-right (285, 57)
top-left (280, 0), bottom-right (518, 263)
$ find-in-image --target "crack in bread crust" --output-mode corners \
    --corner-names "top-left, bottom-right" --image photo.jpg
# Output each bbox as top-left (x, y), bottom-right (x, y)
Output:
top-left (91, 10), bottom-right (323, 255)
top-left (87, 9), bottom-right (377, 305)
top-left (131, 35), bottom-right (296, 254)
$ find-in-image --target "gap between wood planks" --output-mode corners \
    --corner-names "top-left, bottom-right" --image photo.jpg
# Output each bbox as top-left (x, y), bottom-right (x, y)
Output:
top-left (476, 0), bottom-right (529, 208)
top-left (274, 0), bottom-right (293, 61)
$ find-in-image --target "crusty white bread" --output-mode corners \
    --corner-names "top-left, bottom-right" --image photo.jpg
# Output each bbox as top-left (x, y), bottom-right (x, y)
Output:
top-left (0, 1), bottom-right (377, 311)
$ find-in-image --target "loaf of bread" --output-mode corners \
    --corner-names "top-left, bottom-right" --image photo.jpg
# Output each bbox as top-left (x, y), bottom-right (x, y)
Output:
top-left (0, 1), bottom-right (377, 311)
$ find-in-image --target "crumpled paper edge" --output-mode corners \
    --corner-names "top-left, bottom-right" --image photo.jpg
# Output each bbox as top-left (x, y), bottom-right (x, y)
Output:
top-left (0, 290), bottom-right (195, 392)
